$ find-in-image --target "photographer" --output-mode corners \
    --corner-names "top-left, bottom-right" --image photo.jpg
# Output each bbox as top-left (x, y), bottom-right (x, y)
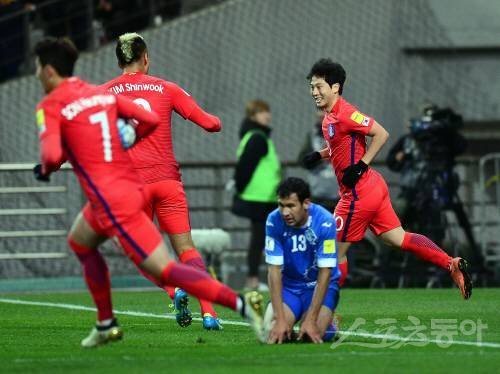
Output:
top-left (386, 105), bottom-right (467, 245)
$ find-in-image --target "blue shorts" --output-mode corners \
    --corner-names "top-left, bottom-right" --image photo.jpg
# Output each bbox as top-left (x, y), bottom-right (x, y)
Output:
top-left (282, 283), bottom-right (340, 321)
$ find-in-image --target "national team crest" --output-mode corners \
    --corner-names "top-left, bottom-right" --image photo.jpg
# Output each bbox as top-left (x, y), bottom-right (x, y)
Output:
top-left (305, 227), bottom-right (318, 245)
top-left (328, 123), bottom-right (335, 138)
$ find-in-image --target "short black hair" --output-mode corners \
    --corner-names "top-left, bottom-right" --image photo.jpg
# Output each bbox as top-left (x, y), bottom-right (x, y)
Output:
top-left (307, 58), bottom-right (346, 95)
top-left (277, 177), bottom-right (311, 203)
top-left (34, 37), bottom-right (78, 77)
top-left (116, 33), bottom-right (147, 67)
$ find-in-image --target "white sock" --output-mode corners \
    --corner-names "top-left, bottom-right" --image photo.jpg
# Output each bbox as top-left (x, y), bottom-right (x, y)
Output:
top-left (96, 318), bottom-right (113, 327)
top-left (236, 296), bottom-right (244, 315)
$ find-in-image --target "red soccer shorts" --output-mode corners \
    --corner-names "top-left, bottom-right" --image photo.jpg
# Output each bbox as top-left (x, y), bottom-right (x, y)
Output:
top-left (82, 193), bottom-right (162, 265)
top-left (334, 175), bottom-right (400, 242)
top-left (142, 179), bottom-right (191, 235)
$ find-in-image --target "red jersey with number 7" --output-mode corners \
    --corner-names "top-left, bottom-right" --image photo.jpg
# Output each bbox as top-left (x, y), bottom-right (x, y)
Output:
top-left (36, 77), bottom-right (160, 221)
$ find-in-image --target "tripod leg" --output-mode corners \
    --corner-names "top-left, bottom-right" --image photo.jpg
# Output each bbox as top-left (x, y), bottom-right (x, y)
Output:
top-left (451, 195), bottom-right (485, 269)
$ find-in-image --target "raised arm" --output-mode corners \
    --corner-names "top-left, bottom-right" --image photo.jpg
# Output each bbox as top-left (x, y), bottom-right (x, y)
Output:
top-left (169, 83), bottom-right (221, 132)
top-left (186, 104), bottom-right (221, 132)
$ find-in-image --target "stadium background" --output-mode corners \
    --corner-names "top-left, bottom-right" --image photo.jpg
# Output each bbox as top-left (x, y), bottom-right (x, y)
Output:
top-left (0, 0), bottom-right (499, 287)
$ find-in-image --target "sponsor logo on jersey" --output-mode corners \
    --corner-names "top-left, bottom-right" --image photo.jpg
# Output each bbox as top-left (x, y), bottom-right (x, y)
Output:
top-left (328, 123), bottom-right (335, 138)
top-left (36, 109), bottom-right (46, 134)
top-left (350, 111), bottom-right (370, 126)
top-left (322, 222), bottom-right (333, 228)
top-left (323, 239), bottom-right (336, 254)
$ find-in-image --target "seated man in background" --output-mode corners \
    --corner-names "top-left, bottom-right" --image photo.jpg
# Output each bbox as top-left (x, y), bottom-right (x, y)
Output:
top-left (263, 177), bottom-right (339, 344)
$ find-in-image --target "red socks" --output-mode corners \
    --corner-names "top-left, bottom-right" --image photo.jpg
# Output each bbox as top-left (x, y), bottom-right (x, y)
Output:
top-left (179, 248), bottom-right (205, 269)
top-left (68, 238), bottom-right (113, 321)
top-left (179, 249), bottom-right (218, 317)
top-left (401, 232), bottom-right (451, 270)
top-left (160, 261), bottom-right (238, 311)
top-left (165, 285), bottom-right (176, 300)
top-left (338, 260), bottom-right (348, 287)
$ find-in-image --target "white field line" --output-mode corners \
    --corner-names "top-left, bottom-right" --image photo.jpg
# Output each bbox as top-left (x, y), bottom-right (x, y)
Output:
top-left (0, 297), bottom-right (248, 326)
top-left (0, 297), bottom-right (499, 349)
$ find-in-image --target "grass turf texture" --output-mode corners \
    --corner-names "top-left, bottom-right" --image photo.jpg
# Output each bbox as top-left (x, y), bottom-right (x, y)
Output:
top-left (0, 288), bottom-right (499, 373)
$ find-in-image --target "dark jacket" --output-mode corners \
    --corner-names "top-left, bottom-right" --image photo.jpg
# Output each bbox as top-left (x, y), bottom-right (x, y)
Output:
top-left (231, 118), bottom-right (277, 221)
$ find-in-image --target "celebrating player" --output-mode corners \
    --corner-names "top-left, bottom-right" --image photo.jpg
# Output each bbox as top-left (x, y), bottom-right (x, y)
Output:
top-left (99, 32), bottom-right (222, 330)
top-left (33, 37), bottom-right (264, 347)
top-left (263, 177), bottom-right (340, 344)
top-left (303, 58), bottom-right (472, 299)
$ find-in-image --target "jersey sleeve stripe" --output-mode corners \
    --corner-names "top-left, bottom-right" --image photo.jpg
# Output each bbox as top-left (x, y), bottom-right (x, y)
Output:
top-left (265, 255), bottom-right (284, 266)
top-left (317, 258), bottom-right (337, 268)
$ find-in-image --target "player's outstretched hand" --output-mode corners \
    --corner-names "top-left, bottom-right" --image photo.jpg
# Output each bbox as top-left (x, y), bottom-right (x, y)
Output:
top-left (33, 164), bottom-right (50, 182)
top-left (302, 151), bottom-right (322, 169)
top-left (297, 318), bottom-right (323, 344)
top-left (267, 318), bottom-right (291, 344)
top-left (341, 160), bottom-right (368, 188)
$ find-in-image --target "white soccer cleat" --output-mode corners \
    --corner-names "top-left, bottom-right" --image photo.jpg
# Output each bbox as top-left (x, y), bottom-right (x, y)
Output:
top-left (81, 319), bottom-right (123, 348)
top-left (243, 291), bottom-right (266, 343)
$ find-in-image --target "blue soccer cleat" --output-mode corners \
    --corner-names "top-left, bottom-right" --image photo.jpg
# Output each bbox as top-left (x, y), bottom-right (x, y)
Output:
top-left (170, 288), bottom-right (192, 328)
top-left (202, 313), bottom-right (223, 331)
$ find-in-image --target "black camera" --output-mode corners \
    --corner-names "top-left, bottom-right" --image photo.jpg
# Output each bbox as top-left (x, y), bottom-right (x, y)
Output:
top-left (407, 107), bottom-right (466, 169)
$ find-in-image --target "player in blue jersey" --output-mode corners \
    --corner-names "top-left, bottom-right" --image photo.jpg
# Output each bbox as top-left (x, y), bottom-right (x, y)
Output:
top-left (263, 177), bottom-right (340, 344)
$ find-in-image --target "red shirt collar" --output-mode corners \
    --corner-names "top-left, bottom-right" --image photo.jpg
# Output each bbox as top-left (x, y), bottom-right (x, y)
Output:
top-left (122, 71), bottom-right (143, 76)
top-left (329, 96), bottom-right (343, 115)
top-left (50, 76), bottom-right (80, 95)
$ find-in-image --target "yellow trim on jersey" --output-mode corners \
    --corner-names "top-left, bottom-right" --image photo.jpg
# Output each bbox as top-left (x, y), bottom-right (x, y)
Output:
top-left (350, 111), bottom-right (365, 124)
top-left (36, 109), bottom-right (46, 134)
top-left (323, 240), bottom-right (336, 254)
top-left (36, 109), bottom-right (45, 127)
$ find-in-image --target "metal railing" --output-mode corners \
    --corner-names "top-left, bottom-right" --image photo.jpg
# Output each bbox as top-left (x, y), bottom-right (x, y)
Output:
top-left (0, 162), bottom-right (71, 260)
top-left (0, 158), bottom-right (493, 261)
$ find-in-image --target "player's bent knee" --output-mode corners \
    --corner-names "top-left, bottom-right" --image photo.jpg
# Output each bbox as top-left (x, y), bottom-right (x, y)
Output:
top-left (379, 226), bottom-right (405, 247)
top-left (68, 212), bottom-right (106, 249)
top-left (169, 232), bottom-right (195, 254)
top-left (139, 241), bottom-right (173, 279)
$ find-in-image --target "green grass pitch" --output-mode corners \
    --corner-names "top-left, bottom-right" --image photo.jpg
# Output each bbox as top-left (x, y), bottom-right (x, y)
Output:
top-left (0, 288), bottom-right (499, 373)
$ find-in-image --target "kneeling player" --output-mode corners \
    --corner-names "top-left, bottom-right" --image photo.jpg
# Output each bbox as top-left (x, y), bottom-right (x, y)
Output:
top-left (263, 177), bottom-right (340, 344)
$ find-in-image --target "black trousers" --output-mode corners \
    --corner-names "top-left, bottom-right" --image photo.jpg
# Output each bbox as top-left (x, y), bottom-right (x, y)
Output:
top-left (247, 219), bottom-right (266, 277)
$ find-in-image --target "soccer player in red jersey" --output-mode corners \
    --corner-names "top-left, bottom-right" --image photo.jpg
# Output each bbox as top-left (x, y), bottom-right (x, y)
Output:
top-left (98, 32), bottom-right (222, 330)
top-left (33, 37), bottom-right (265, 347)
top-left (302, 59), bottom-right (472, 299)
